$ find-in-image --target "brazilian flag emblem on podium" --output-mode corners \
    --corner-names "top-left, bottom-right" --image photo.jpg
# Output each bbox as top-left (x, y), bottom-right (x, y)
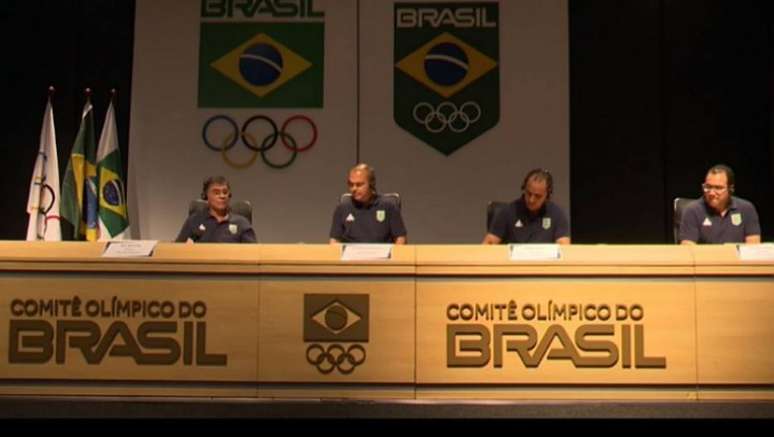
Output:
top-left (394, 3), bottom-right (499, 155)
top-left (198, 22), bottom-right (324, 108)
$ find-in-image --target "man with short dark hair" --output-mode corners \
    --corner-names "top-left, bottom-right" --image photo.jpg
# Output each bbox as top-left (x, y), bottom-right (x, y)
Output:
top-left (329, 163), bottom-right (407, 244)
top-left (679, 164), bottom-right (760, 244)
top-left (483, 168), bottom-right (570, 245)
top-left (175, 176), bottom-right (256, 243)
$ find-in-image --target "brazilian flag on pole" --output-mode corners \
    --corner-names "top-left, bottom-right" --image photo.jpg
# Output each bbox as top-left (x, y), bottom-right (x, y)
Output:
top-left (97, 98), bottom-right (129, 240)
top-left (61, 95), bottom-right (98, 241)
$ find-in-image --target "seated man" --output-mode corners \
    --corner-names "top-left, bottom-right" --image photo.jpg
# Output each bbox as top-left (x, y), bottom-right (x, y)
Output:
top-left (175, 176), bottom-right (256, 243)
top-left (679, 164), bottom-right (760, 244)
top-left (329, 163), bottom-right (407, 244)
top-left (483, 168), bottom-right (570, 245)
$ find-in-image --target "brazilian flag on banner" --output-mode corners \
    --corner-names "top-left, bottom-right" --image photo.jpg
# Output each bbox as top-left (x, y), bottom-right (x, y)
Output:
top-left (198, 22), bottom-right (324, 108)
top-left (61, 99), bottom-right (98, 241)
top-left (97, 100), bottom-right (129, 240)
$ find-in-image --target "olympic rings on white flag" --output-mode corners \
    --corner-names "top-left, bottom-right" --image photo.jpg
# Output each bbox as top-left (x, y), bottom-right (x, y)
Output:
top-left (202, 114), bottom-right (318, 169)
top-left (412, 101), bottom-right (481, 133)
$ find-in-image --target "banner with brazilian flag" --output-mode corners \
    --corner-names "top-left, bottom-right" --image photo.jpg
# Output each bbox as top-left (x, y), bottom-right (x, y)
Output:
top-left (96, 100), bottom-right (129, 240)
top-left (61, 97), bottom-right (98, 241)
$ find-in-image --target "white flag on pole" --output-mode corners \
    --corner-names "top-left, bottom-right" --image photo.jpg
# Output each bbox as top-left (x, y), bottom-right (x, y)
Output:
top-left (26, 97), bottom-right (61, 241)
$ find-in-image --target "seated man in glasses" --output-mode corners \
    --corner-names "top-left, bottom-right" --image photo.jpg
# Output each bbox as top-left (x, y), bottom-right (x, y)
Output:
top-left (679, 164), bottom-right (760, 244)
top-left (175, 176), bottom-right (257, 243)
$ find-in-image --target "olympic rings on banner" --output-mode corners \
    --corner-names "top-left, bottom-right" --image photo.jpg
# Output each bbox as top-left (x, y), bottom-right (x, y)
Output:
top-left (202, 115), bottom-right (238, 151)
top-left (412, 101), bottom-right (481, 133)
top-left (282, 115), bottom-right (318, 152)
top-left (241, 115), bottom-right (278, 152)
top-left (202, 114), bottom-right (317, 169)
top-left (262, 132), bottom-right (298, 169)
top-left (221, 133), bottom-right (258, 169)
top-left (306, 343), bottom-right (367, 375)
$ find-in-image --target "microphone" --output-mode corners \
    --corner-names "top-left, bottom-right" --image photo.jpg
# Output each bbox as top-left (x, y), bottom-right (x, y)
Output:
top-left (191, 223), bottom-right (206, 242)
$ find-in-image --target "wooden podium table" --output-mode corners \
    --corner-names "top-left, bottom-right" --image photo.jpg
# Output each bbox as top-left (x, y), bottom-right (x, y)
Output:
top-left (0, 242), bottom-right (771, 400)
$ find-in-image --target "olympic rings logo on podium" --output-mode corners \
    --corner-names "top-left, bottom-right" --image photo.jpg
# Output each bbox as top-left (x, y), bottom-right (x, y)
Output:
top-left (202, 114), bottom-right (318, 169)
top-left (306, 343), bottom-right (366, 375)
top-left (413, 101), bottom-right (481, 133)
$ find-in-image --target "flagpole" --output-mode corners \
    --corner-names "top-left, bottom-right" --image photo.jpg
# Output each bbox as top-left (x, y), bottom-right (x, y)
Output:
top-left (47, 85), bottom-right (54, 111)
top-left (84, 87), bottom-right (92, 114)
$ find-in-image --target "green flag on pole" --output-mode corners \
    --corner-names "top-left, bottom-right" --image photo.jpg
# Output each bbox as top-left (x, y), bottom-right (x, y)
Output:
top-left (97, 97), bottom-right (129, 240)
top-left (61, 95), bottom-right (98, 241)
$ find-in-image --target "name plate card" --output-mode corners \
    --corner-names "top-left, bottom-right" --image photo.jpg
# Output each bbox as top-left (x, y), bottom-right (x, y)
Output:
top-left (341, 244), bottom-right (393, 261)
top-left (509, 244), bottom-right (561, 261)
top-left (737, 244), bottom-right (774, 261)
top-left (102, 240), bottom-right (158, 258)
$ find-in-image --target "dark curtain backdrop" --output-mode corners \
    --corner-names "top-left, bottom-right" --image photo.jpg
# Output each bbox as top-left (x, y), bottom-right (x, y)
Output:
top-left (0, 0), bottom-right (134, 240)
top-left (1, 0), bottom-right (772, 243)
top-left (570, 0), bottom-right (773, 243)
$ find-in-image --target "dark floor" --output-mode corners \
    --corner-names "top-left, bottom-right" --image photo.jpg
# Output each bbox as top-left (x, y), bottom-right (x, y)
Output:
top-left (1, 396), bottom-right (772, 419)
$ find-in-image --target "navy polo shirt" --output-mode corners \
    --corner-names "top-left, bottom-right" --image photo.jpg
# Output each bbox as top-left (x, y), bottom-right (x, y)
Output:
top-left (175, 210), bottom-right (257, 243)
top-left (329, 195), bottom-right (407, 243)
top-left (488, 197), bottom-right (570, 244)
top-left (678, 196), bottom-right (760, 244)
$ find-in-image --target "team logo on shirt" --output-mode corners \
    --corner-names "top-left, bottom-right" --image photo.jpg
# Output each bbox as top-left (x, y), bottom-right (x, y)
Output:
top-left (228, 224), bottom-right (238, 234)
top-left (514, 220), bottom-right (523, 228)
top-left (376, 210), bottom-right (386, 223)
top-left (702, 217), bottom-right (712, 227)
top-left (731, 213), bottom-right (742, 226)
top-left (346, 213), bottom-right (355, 222)
top-left (542, 218), bottom-right (551, 230)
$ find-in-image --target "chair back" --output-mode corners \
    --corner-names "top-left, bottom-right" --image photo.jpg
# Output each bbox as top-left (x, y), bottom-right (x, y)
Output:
top-left (672, 197), bottom-right (695, 243)
top-left (486, 201), bottom-right (509, 231)
top-left (188, 199), bottom-right (253, 225)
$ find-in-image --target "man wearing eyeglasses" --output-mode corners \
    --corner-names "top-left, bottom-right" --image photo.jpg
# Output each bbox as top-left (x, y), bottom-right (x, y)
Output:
top-left (175, 176), bottom-right (257, 243)
top-left (679, 164), bottom-right (760, 244)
